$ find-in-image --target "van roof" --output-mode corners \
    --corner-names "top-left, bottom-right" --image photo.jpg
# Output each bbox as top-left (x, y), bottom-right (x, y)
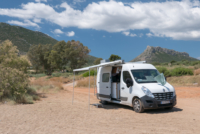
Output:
top-left (123, 63), bottom-right (156, 70)
top-left (73, 60), bottom-right (156, 72)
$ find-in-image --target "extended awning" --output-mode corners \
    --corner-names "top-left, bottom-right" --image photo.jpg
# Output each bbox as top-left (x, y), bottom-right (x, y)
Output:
top-left (73, 60), bottom-right (124, 72)
top-left (72, 60), bottom-right (124, 110)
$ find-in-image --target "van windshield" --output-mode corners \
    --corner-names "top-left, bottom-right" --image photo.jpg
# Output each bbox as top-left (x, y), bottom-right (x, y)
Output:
top-left (131, 69), bottom-right (160, 83)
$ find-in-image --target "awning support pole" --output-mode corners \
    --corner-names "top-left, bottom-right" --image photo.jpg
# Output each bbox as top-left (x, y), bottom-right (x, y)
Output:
top-left (89, 69), bottom-right (90, 111)
top-left (94, 69), bottom-right (95, 96)
top-left (72, 71), bottom-right (75, 105)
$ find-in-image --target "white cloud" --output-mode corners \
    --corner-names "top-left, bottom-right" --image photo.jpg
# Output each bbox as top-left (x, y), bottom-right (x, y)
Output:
top-left (123, 31), bottom-right (130, 36)
top-left (1, 1), bottom-right (200, 40)
top-left (53, 29), bottom-right (64, 34)
top-left (66, 31), bottom-right (75, 37)
top-left (73, 0), bottom-right (86, 4)
top-left (197, 57), bottom-right (200, 60)
top-left (35, 0), bottom-right (47, 3)
top-left (7, 20), bottom-right (40, 28)
top-left (130, 33), bottom-right (137, 37)
top-left (103, 35), bottom-right (105, 37)
top-left (139, 33), bottom-right (143, 37)
top-left (146, 33), bottom-right (153, 37)
top-left (123, 32), bottom-right (136, 37)
top-left (33, 18), bottom-right (41, 23)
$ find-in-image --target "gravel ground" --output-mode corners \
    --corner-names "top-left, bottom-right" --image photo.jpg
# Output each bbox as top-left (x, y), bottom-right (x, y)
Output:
top-left (0, 84), bottom-right (200, 134)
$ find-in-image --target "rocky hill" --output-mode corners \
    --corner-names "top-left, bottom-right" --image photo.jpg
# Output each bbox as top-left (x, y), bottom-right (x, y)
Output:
top-left (131, 46), bottom-right (198, 63)
top-left (0, 22), bottom-right (58, 53)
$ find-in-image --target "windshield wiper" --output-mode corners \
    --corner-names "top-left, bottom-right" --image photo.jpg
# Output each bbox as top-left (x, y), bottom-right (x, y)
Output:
top-left (138, 81), bottom-right (157, 83)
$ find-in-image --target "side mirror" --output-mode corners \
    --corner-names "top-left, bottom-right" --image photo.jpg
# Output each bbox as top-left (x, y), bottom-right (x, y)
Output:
top-left (125, 78), bottom-right (133, 88)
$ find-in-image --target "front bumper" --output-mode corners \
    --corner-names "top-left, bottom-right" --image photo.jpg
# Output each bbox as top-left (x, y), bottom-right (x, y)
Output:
top-left (140, 95), bottom-right (177, 109)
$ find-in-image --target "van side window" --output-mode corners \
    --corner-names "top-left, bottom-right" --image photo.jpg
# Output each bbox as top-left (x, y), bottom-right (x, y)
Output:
top-left (102, 73), bottom-right (110, 82)
top-left (123, 71), bottom-right (132, 83)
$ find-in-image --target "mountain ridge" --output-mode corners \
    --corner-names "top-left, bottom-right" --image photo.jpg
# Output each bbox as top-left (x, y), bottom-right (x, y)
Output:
top-left (131, 46), bottom-right (198, 63)
top-left (0, 22), bottom-right (58, 53)
top-left (0, 22), bottom-right (98, 65)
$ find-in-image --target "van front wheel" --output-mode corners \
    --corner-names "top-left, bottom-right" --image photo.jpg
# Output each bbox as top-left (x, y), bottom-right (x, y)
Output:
top-left (133, 98), bottom-right (144, 113)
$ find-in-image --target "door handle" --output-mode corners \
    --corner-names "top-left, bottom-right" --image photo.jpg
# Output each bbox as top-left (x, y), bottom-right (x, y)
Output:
top-left (122, 87), bottom-right (124, 90)
top-left (106, 86), bottom-right (108, 88)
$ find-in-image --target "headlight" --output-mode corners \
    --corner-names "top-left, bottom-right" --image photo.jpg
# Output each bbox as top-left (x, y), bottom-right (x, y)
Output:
top-left (141, 86), bottom-right (154, 98)
top-left (172, 86), bottom-right (176, 96)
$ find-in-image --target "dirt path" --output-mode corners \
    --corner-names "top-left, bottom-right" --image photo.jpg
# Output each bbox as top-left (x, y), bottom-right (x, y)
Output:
top-left (0, 84), bottom-right (200, 134)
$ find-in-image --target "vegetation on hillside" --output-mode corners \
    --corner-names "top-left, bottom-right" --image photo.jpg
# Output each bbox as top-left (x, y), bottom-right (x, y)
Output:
top-left (0, 23), bottom-right (58, 53)
top-left (93, 58), bottom-right (103, 65)
top-left (152, 52), bottom-right (198, 63)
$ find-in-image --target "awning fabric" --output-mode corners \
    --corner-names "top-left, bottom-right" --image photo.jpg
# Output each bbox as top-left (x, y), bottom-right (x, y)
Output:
top-left (73, 60), bottom-right (124, 72)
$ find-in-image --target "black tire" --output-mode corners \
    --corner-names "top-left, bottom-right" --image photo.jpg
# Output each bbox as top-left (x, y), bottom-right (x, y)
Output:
top-left (100, 100), bottom-right (108, 105)
top-left (165, 106), bottom-right (173, 110)
top-left (133, 98), bottom-right (144, 113)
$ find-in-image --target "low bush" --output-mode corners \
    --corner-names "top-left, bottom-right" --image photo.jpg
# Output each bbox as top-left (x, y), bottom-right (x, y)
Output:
top-left (152, 62), bottom-right (160, 66)
top-left (194, 64), bottom-right (200, 69)
top-left (171, 67), bottom-right (193, 76)
top-left (161, 62), bottom-right (168, 66)
top-left (194, 68), bottom-right (200, 75)
top-left (156, 67), bottom-right (171, 77)
top-left (0, 67), bottom-right (28, 102)
top-left (82, 70), bottom-right (97, 77)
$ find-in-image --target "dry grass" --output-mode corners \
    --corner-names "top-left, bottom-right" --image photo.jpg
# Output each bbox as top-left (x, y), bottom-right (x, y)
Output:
top-left (76, 77), bottom-right (96, 88)
top-left (167, 75), bottom-right (200, 87)
top-left (30, 77), bottom-right (64, 93)
top-left (30, 75), bottom-right (84, 93)
top-left (194, 68), bottom-right (200, 75)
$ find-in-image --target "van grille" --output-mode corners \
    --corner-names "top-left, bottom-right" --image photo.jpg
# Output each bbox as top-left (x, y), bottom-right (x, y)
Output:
top-left (153, 92), bottom-right (173, 100)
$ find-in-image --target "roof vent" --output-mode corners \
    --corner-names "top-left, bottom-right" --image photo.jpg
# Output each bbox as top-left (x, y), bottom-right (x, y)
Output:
top-left (100, 59), bottom-right (110, 63)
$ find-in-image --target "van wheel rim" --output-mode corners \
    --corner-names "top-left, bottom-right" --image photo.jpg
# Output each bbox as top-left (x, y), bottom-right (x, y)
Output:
top-left (134, 100), bottom-right (140, 111)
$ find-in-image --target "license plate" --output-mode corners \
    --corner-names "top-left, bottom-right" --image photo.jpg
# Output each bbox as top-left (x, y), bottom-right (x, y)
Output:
top-left (161, 101), bottom-right (170, 104)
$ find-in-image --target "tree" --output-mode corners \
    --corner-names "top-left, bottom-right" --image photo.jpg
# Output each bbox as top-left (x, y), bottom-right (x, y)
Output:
top-left (94, 58), bottom-right (103, 65)
top-left (28, 40), bottom-right (90, 73)
top-left (66, 40), bottom-right (90, 69)
top-left (48, 41), bottom-right (69, 71)
top-left (27, 44), bottom-right (53, 74)
top-left (49, 40), bottom-right (90, 70)
top-left (109, 54), bottom-right (121, 61)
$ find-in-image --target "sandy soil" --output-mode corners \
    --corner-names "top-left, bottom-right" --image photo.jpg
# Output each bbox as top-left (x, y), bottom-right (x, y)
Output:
top-left (0, 84), bottom-right (200, 134)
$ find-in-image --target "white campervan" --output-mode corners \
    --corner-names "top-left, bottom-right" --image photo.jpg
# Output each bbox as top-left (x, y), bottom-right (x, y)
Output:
top-left (73, 60), bottom-right (177, 113)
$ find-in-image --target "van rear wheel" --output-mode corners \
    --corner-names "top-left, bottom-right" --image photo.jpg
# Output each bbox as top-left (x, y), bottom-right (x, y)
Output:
top-left (100, 100), bottom-right (108, 105)
top-left (133, 98), bottom-right (144, 113)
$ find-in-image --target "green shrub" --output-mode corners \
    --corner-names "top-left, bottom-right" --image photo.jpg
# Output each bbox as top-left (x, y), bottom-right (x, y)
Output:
top-left (171, 67), bottom-right (193, 76)
top-left (0, 40), bottom-right (39, 104)
top-left (0, 67), bottom-right (30, 103)
top-left (156, 67), bottom-right (171, 77)
top-left (191, 61), bottom-right (199, 66)
top-left (82, 70), bottom-right (97, 77)
top-left (194, 64), bottom-right (200, 69)
top-left (52, 73), bottom-right (62, 77)
top-left (152, 62), bottom-right (160, 66)
top-left (161, 62), bottom-right (168, 66)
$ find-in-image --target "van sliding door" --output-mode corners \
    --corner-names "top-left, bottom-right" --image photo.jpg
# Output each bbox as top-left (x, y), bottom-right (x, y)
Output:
top-left (98, 66), bottom-right (112, 101)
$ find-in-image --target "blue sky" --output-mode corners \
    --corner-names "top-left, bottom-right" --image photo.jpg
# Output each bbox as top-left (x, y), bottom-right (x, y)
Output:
top-left (0, 0), bottom-right (200, 61)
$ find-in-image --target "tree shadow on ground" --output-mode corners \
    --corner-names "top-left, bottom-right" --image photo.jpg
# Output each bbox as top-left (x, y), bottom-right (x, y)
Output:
top-left (91, 102), bottom-right (183, 114)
